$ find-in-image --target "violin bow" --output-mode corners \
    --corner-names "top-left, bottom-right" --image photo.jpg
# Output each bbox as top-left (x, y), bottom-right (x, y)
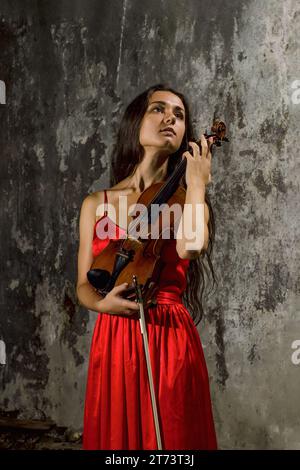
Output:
top-left (132, 275), bottom-right (162, 450)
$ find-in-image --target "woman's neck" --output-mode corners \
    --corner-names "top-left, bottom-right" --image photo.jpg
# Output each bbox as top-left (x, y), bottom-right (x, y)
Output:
top-left (130, 150), bottom-right (169, 192)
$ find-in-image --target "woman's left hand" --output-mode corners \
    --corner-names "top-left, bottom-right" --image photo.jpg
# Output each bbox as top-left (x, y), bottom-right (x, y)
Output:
top-left (182, 135), bottom-right (213, 187)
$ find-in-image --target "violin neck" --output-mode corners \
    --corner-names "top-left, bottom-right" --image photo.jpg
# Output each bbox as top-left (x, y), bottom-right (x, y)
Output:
top-left (149, 158), bottom-right (187, 207)
top-left (127, 158), bottom-right (187, 235)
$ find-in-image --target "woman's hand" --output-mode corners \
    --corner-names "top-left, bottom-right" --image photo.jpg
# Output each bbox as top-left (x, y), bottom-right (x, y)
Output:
top-left (100, 283), bottom-right (140, 316)
top-left (182, 135), bottom-right (213, 187)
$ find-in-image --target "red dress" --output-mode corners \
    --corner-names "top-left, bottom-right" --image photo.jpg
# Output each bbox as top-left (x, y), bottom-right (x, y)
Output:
top-left (83, 192), bottom-right (217, 450)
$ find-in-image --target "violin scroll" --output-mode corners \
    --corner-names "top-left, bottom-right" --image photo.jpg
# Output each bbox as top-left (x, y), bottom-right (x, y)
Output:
top-left (190, 119), bottom-right (229, 152)
top-left (205, 119), bottom-right (229, 146)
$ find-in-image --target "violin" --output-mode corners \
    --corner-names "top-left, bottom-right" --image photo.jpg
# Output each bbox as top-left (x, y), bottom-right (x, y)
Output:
top-left (87, 119), bottom-right (229, 308)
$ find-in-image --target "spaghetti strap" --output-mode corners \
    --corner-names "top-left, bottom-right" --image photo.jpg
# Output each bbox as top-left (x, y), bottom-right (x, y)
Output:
top-left (103, 189), bottom-right (108, 216)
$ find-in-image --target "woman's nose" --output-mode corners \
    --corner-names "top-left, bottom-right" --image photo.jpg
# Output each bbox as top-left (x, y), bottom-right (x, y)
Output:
top-left (164, 113), bottom-right (176, 124)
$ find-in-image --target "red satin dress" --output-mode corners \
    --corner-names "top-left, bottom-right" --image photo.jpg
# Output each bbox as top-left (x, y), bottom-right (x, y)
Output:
top-left (83, 190), bottom-right (217, 450)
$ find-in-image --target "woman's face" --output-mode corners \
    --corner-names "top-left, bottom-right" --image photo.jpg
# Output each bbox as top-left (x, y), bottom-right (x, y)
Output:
top-left (139, 90), bottom-right (186, 154)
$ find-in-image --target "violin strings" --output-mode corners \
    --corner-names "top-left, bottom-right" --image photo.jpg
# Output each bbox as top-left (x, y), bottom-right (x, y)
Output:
top-left (125, 134), bottom-right (193, 239)
top-left (126, 158), bottom-right (187, 238)
top-left (125, 135), bottom-right (220, 238)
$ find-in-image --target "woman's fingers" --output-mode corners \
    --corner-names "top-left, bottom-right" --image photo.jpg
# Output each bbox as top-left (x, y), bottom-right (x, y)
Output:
top-left (103, 283), bottom-right (140, 315)
top-left (113, 284), bottom-right (139, 309)
top-left (188, 141), bottom-right (201, 158)
top-left (113, 283), bottom-right (129, 294)
top-left (207, 136), bottom-right (214, 160)
top-left (121, 298), bottom-right (140, 310)
top-left (182, 150), bottom-right (192, 159)
top-left (188, 135), bottom-right (211, 159)
top-left (123, 309), bottom-right (133, 315)
top-left (200, 135), bottom-right (208, 156)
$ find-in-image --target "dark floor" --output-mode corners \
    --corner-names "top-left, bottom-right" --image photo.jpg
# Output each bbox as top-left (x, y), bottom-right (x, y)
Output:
top-left (0, 428), bottom-right (82, 450)
top-left (0, 411), bottom-right (82, 450)
top-left (0, 431), bottom-right (82, 450)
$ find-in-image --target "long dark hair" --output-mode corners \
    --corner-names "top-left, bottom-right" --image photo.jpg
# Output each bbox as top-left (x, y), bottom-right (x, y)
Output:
top-left (110, 84), bottom-right (217, 326)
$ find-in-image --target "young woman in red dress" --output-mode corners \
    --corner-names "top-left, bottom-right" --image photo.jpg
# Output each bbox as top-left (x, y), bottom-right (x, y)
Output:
top-left (77, 84), bottom-right (218, 450)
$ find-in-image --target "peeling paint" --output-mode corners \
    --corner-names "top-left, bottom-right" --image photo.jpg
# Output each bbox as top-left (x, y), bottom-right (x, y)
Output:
top-left (9, 279), bottom-right (19, 290)
top-left (33, 144), bottom-right (46, 169)
top-left (0, 340), bottom-right (6, 365)
top-left (0, 0), bottom-right (299, 450)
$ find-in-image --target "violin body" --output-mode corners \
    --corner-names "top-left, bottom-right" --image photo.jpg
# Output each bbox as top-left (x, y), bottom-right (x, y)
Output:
top-left (88, 184), bottom-right (187, 307)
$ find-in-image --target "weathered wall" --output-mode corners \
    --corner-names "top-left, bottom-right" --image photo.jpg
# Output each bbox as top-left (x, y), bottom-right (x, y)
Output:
top-left (0, 0), bottom-right (299, 448)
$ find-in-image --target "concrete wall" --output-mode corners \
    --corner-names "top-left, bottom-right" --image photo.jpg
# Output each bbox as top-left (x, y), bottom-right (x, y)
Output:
top-left (0, 0), bottom-right (299, 449)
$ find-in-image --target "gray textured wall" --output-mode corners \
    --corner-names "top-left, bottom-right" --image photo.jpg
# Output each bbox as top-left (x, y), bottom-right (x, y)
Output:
top-left (0, 0), bottom-right (299, 449)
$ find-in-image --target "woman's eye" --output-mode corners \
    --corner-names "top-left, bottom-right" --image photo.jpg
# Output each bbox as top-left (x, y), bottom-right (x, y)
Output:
top-left (152, 106), bottom-right (184, 119)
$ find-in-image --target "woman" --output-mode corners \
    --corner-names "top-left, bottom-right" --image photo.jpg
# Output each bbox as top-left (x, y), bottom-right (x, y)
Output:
top-left (77, 83), bottom-right (218, 450)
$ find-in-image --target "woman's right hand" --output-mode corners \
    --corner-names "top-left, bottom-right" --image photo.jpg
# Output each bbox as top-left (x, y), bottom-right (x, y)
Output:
top-left (99, 283), bottom-right (140, 316)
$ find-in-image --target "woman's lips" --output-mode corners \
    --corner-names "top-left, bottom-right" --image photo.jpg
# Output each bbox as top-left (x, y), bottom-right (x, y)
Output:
top-left (160, 130), bottom-right (175, 136)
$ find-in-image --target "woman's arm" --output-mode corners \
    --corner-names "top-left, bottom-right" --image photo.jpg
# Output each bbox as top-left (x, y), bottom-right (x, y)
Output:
top-left (176, 135), bottom-right (212, 260)
top-left (176, 182), bottom-right (209, 259)
top-left (76, 193), bottom-right (107, 312)
top-left (76, 192), bottom-right (140, 315)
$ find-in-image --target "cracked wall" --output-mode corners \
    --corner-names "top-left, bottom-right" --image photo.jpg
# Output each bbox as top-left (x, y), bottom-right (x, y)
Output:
top-left (0, 0), bottom-right (299, 448)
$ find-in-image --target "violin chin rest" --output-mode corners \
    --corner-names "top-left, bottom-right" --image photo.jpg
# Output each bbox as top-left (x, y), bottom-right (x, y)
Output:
top-left (87, 268), bottom-right (111, 290)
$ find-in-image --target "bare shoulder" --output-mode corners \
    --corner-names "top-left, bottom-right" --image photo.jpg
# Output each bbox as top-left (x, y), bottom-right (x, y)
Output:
top-left (91, 186), bottom-right (121, 206)
top-left (94, 178), bottom-right (134, 199)
top-left (84, 191), bottom-right (106, 222)
top-left (79, 193), bottom-right (98, 226)
top-left (89, 179), bottom-right (132, 221)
